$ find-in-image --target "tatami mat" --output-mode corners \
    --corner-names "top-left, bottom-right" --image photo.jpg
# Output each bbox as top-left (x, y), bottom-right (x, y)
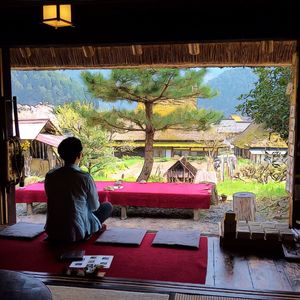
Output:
top-left (48, 285), bottom-right (169, 300)
top-left (175, 294), bottom-right (249, 300)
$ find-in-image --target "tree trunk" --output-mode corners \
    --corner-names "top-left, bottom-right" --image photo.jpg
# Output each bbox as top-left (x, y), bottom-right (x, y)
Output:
top-left (137, 102), bottom-right (154, 181)
top-left (233, 192), bottom-right (256, 221)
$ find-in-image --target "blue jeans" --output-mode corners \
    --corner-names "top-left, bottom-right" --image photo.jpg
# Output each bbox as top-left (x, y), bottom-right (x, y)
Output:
top-left (93, 202), bottom-right (113, 224)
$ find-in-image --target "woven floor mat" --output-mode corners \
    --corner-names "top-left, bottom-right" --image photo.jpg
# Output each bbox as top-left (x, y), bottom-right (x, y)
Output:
top-left (174, 294), bottom-right (253, 300)
top-left (48, 285), bottom-right (169, 300)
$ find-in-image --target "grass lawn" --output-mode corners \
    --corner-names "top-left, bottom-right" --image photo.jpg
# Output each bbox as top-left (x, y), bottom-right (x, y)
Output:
top-left (217, 179), bottom-right (288, 199)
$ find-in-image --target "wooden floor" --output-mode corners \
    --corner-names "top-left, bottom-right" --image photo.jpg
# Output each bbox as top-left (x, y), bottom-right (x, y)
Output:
top-left (25, 236), bottom-right (300, 299)
top-left (206, 237), bottom-right (300, 293)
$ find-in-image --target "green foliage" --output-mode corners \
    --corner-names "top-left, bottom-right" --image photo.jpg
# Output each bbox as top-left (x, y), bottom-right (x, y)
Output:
top-left (239, 163), bottom-right (287, 183)
top-left (236, 67), bottom-right (291, 140)
top-left (123, 175), bottom-right (137, 182)
top-left (81, 68), bottom-right (218, 102)
top-left (120, 156), bottom-right (143, 168)
top-left (186, 156), bottom-right (206, 162)
top-left (82, 68), bottom-right (222, 132)
top-left (154, 157), bottom-right (172, 162)
top-left (148, 174), bottom-right (165, 182)
top-left (12, 70), bottom-right (88, 105)
top-left (237, 158), bottom-right (252, 166)
top-left (81, 68), bottom-right (223, 180)
top-left (217, 180), bottom-right (288, 200)
top-left (55, 102), bottom-right (116, 175)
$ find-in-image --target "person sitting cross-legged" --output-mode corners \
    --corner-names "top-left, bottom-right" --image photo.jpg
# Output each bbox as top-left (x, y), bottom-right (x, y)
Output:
top-left (45, 137), bottom-right (113, 242)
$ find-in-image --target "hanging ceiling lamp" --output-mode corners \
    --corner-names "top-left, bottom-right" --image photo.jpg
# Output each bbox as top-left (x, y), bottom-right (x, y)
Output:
top-left (43, 4), bottom-right (73, 28)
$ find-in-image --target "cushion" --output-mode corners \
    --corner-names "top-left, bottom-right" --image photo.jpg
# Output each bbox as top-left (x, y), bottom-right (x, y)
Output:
top-left (152, 229), bottom-right (201, 248)
top-left (95, 228), bottom-right (147, 245)
top-left (0, 222), bottom-right (45, 239)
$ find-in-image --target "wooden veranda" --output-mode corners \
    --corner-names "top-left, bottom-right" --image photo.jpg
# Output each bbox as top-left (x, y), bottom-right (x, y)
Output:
top-left (0, 0), bottom-right (300, 298)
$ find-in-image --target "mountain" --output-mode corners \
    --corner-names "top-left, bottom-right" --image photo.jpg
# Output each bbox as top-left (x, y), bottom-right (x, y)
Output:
top-left (11, 70), bottom-right (91, 106)
top-left (11, 68), bottom-right (257, 114)
top-left (11, 70), bottom-right (135, 110)
top-left (198, 67), bottom-right (258, 117)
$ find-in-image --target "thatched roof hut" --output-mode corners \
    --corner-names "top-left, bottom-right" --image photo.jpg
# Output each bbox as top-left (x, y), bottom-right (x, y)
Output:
top-left (164, 156), bottom-right (198, 183)
top-left (232, 123), bottom-right (288, 163)
top-left (112, 127), bottom-right (227, 158)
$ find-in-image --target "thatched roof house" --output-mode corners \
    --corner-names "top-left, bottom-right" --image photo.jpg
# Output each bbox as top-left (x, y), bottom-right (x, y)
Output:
top-left (215, 119), bottom-right (251, 137)
top-left (232, 123), bottom-right (288, 163)
top-left (19, 119), bottom-right (65, 176)
top-left (112, 127), bottom-right (227, 158)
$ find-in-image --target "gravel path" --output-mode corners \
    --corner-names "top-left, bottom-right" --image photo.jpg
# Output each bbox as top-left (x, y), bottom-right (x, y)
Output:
top-left (17, 197), bottom-right (283, 236)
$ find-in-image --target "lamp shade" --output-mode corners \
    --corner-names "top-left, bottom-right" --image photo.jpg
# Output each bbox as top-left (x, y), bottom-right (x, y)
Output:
top-left (43, 4), bottom-right (72, 28)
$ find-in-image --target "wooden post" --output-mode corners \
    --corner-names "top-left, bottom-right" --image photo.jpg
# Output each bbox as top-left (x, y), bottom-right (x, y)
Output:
top-left (233, 192), bottom-right (256, 222)
top-left (26, 203), bottom-right (33, 215)
top-left (120, 206), bottom-right (127, 220)
top-left (0, 47), bottom-right (15, 225)
top-left (289, 51), bottom-right (299, 227)
top-left (193, 208), bottom-right (201, 221)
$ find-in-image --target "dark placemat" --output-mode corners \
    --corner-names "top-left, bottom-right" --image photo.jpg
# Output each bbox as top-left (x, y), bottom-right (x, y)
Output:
top-left (152, 229), bottom-right (201, 248)
top-left (282, 243), bottom-right (300, 261)
top-left (95, 228), bottom-right (147, 245)
top-left (0, 222), bottom-right (45, 239)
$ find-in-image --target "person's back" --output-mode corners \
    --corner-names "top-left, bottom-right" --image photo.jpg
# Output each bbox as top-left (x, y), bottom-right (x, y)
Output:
top-left (45, 164), bottom-right (100, 242)
top-left (44, 137), bottom-right (112, 242)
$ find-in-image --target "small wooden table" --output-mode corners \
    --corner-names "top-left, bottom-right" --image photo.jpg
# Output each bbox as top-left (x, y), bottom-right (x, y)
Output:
top-left (233, 192), bottom-right (256, 221)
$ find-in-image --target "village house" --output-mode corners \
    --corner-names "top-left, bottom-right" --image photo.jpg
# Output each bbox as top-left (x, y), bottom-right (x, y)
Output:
top-left (232, 123), bottom-right (288, 163)
top-left (18, 119), bottom-right (65, 177)
top-left (112, 116), bottom-right (250, 158)
top-left (215, 115), bottom-right (251, 140)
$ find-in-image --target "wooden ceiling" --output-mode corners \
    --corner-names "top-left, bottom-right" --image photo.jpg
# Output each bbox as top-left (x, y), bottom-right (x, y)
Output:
top-left (1, 1), bottom-right (299, 68)
top-left (10, 41), bottom-right (297, 69)
top-left (0, 1), bottom-right (299, 47)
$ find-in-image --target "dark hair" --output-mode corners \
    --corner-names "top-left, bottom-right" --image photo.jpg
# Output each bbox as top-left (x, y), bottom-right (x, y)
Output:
top-left (58, 137), bottom-right (83, 164)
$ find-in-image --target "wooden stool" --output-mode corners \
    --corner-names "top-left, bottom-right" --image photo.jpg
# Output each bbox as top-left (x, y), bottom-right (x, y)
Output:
top-left (233, 192), bottom-right (256, 221)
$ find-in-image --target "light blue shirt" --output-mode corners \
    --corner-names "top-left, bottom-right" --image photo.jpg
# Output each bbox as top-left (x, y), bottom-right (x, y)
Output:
top-left (45, 164), bottom-right (101, 242)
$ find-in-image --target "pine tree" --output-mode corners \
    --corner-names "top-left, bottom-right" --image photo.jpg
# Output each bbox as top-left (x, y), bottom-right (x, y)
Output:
top-left (82, 68), bottom-right (222, 181)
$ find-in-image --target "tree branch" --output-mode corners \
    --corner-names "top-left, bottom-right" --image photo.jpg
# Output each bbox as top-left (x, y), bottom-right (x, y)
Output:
top-left (116, 111), bottom-right (145, 130)
top-left (102, 118), bottom-right (144, 132)
top-left (118, 86), bottom-right (148, 103)
top-left (152, 73), bottom-right (175, 102)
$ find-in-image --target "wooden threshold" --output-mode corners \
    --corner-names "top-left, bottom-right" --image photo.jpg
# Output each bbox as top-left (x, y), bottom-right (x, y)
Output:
top-left (22, 271), bottom-right (300, 300)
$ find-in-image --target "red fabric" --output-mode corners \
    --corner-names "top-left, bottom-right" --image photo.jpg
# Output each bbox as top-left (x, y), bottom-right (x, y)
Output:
top-left (0, 233), bottom-right (208, 284)
top-left (16, 181), bottom-right (212, 209)
top-left (16, 183), bottom-right (46, 204)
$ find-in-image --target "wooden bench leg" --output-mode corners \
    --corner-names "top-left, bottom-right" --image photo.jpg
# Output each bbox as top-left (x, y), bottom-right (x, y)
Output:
top-left (120, 206), bottom-right (127, 220)
top-left (26, 203), bottom-right (33, 215)
top-left (193, 209), bottom-right (201, 221)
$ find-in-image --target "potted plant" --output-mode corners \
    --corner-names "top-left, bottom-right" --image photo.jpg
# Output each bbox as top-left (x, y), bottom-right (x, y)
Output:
top-left (220, 194), bottom-right (227, 202)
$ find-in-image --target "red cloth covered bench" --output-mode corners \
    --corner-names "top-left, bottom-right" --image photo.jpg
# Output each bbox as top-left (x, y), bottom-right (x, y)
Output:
top-left (16, 181), bottom-right (217, 220)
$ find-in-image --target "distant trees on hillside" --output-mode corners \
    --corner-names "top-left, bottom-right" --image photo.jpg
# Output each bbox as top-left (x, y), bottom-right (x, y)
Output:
top-left (12, 71), bottom-right (88, 105)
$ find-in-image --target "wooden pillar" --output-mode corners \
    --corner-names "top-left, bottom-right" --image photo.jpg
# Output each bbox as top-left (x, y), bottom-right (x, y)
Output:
top-left (0, 47), bottom-right (16, 225)
top-left (291, 46), bottom-right (300, 228)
